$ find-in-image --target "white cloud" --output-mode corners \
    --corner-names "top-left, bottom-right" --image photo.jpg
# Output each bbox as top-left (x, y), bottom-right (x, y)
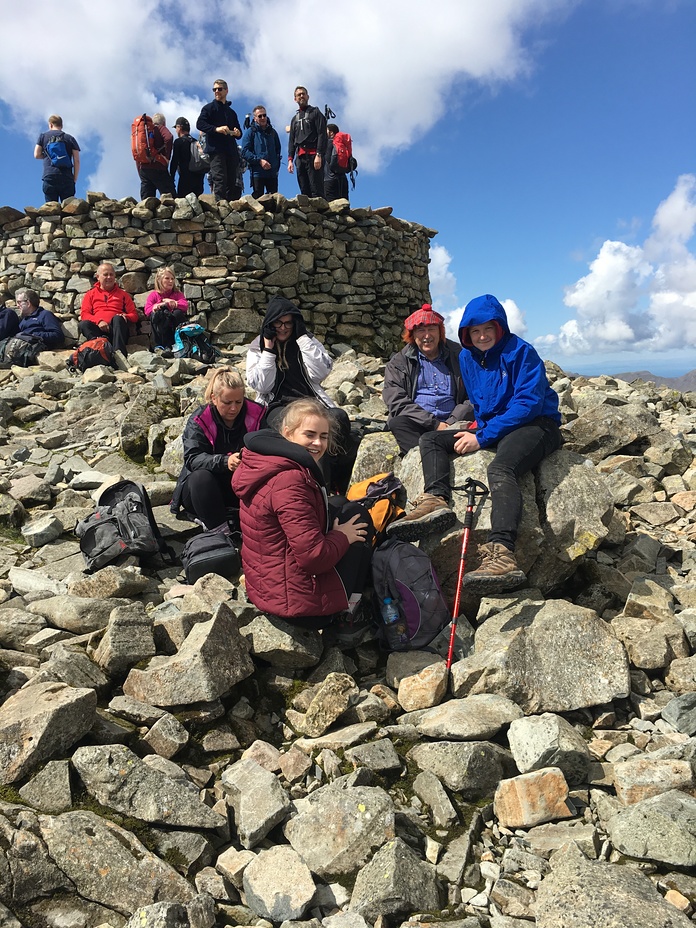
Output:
top-left (0, 0), bottom-right (573, 198)
top-left (538, 174), bottom-right (696, 356)
top-left (501, 299), bottom-right (528, 337)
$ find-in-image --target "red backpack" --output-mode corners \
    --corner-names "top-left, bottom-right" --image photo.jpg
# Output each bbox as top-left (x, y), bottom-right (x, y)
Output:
top-left (66, 337), bottom-right (115, 373)
top-left (332, 132), bottom-right (354, 171)
top-left (131, 114), bottom-right (168, 168)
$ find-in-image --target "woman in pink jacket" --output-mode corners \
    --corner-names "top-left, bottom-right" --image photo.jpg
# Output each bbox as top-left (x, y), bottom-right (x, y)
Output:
top-left (144, 266), bottom-right (188, 349)
top-left (232, 398), bottom-right (372, 629)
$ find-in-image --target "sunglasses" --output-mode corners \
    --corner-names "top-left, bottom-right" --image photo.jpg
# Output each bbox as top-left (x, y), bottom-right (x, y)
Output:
top-left (213, 87), bottom-right (225, 92)
top-left (256, 114), bottom-right (268, 118)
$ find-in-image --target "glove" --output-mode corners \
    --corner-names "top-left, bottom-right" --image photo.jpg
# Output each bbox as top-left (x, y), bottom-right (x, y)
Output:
top-left (262, 321), bottom-right (276, 343)
top-left (294, 317), bottom-right (308, 339)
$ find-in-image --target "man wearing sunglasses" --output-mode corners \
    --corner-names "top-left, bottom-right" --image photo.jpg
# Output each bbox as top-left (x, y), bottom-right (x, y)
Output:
top-left (196, 79), bottom-right (242, 202)
top-left (241, 106), bottom-right (282, 198)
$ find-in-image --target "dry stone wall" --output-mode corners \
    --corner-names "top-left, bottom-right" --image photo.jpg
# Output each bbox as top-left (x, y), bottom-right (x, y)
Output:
top-left (0, 192), bottom-right (435, 355)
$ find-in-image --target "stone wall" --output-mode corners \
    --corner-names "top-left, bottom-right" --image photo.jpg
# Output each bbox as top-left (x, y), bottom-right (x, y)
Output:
top-left (0, 191), bottom-right (435, 356)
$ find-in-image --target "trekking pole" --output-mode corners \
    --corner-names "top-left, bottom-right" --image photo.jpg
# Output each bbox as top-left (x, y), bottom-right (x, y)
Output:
top-left (446, 477), bottom-right (489, 670)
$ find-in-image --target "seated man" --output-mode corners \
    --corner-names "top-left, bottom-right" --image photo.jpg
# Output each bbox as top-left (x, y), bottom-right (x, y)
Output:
top-left (80, 263), bottom-right (139, 356)
top-left (383, 305), bottom-right (472, 455)
top-left (16, 289), bottom-right (64, 347)
top-left (388, 294), bottom-right (562, 593)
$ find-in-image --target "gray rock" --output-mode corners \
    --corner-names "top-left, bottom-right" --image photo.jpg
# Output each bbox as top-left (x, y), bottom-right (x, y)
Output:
top-left (401, 694), bottom-right (523, 740)
top-left (605, 789), bottom-right (696, 867)
top-left (143, 714), bottom-right (190, 758)
top-left (120, 385), bottom-right (180, 459)
top-left (349, 837), bottom-right (440, 922)
top-left (241, 614), bottom-right (323, 669)
top-left (21, 514), bottom-right (63, 547)
top-left (661, 692), bottom-right (696, 735)
top-left (71, 744), bottom-right (226, 829)
top-left (285, 785), bottom-right (395, 878)
top-left (243, 846), bottom-right (316, 922)
top-left (91, 603), bottom-right (156, 675)
top-left (303, 672), bottom-right (359, 737)
top-left (27, 594), bottom-right (131, 633)
top-left (408, 740), bottom-right (515, 798)
top-left (27, 641), bottom-right (110, 694)
top-left (0, 608), bottom-right (47, 649)
top-left (2, 809), bottom-right (73, 904)
top-left (535, 843), bottom-right (692, 927)
top-left (451, 599), bottom-right (630, 713)
top-left (123, 602), bottom-right (254, 706)
top-left (412, 770), bottom-right (458, 827)
top-left (344, 739), bottom-right (402, 773)
top-left (0, 681), bottom-right (96, 783)
top-left (221, 757), bottom-right (292, 849)
top-left (66, 564), bottom-right (152, 598)
top-left (507, 713), bottom-right (592, 785)
top-left (18, 759), bottom-right (72, 812)
top-left (39, 810), bottom-right (195, 916)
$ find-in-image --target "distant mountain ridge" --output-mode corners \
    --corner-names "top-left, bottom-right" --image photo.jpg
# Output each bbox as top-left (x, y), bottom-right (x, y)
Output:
top-left (612, 368), bottom-right (696, 392)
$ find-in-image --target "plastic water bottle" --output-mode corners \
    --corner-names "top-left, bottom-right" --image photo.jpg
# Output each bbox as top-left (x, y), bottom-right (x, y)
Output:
top-left (381, 597), bottom-right (400, 625)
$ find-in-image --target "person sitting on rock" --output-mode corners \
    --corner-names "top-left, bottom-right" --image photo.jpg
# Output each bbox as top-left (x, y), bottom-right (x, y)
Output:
top-left (383, 304), bottom-right (473, 455)
top-left (246, 295), bottom-right (355, 492)
top-left (232, 398), bottom-right (372, 629)
top-left (143, 266), bottom-right (188, 349)
top-left (0, 303), bottom-right (20, 341)
top-left (171, 368), bottom-right (264, 533)
top-left (388, 294), bottom-right (562, 593)
top-left (80, 263), bottom-right (139, 356)
top-left (16, 288), bottom-right (64, 347)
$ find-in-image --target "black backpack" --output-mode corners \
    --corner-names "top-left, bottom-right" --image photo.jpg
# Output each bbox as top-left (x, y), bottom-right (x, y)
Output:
top-left (75, 480), bottom-right (175, 573)
top-left (181, 524), bottom-right (241, 584)
top-left (0, 334), bottom-right (45, 367)
top-left (372, 538), bottom-right (450, 651)
top-left (173, 324), bottom-right (220, 364)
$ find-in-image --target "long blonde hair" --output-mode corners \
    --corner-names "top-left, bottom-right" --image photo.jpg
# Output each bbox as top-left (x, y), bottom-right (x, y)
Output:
top-left (204, 368), bottom-right (245, 403)
top-left (281, 398), bottom-right (337, 455)
top-left (155, 266), bottom-right (177, 294)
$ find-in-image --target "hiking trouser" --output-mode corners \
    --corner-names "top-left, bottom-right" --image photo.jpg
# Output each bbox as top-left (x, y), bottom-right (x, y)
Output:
top-left (388, 403), bottom-right (473, 456)
top-left (138, 166), bottom-right (176, 200)
top-left (419, 416), bottom-right (562, 550)
top-left (80, 316), bottom-right (130, 356)
top-left (209, 152), bottom-right (241, 202)
top-left (180, 468), bottom-right (238, 531)
top-left (251, 175), bottom-right (279, 197)
top-left (43, 171), bottom-right (75, 203)
top-left (149, 308), bottom-right (187, 349)
top-left (295, 153), bottom-right (325, 198)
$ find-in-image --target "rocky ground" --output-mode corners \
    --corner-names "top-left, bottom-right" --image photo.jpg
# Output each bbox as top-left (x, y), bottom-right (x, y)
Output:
top-left (0, 344), bottom-right (695, 928)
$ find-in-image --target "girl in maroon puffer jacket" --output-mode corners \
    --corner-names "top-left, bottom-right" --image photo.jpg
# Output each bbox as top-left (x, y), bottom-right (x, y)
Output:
top-left (232, 398), bottom-right (371, 627)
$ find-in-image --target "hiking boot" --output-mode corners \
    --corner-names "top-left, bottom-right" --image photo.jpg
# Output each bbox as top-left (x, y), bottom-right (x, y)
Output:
top-left (386, 493), bottom-right (456, 541)
top-left (323, 603), bottom-right (378, 650)
top-left (463, 542), bottom-right (527, 594)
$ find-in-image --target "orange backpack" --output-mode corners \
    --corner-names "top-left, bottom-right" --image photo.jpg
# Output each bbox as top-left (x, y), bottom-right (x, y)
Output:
top-left (131, 114), bottom-right (168, 168)
top-left (346, 472), bottom-right (405, 544)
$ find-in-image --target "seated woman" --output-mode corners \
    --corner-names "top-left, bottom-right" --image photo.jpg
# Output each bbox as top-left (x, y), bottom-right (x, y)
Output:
top-left (144, 266), bottom-right (188, 349)
top-left (246, 295), bottom-right (356, 492)
top-left (171, 368), bottom-right (264, 532)
top-left (232, 398), bottom-right (372, 629)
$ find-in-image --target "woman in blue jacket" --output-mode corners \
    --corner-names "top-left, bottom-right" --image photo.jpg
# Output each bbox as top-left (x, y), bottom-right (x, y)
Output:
top-left (388, 294), bottom-right (561, 592)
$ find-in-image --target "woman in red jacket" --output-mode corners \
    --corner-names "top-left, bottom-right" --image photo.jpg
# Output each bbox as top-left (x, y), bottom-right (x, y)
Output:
top-left (232, 398), bottom-right (371, 627)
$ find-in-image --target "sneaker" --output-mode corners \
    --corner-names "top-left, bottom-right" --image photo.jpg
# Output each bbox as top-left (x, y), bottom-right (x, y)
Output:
top-left (323, 604), bottom-right (378, 650)
top-left (462, 542), bottom-right (527, 594)
top-left (386, 493), bottom-right (456, 541)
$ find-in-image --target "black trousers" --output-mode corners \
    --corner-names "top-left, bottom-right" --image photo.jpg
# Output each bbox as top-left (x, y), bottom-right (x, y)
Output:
top-left (209, 152), bottom-right (241, 202)
top-left (324, 173), bottom-right (349, 202)
top-left (419, 417), bottom-right (562, 550)
top-left (295, 154), bottom-right (325, 197)
top-left (389, 403), bottom-right (474, 455)
top-left (251, 175), bottom-right (279, 197)
top-left (80, 317), bottom-right (130, 355)
top-left (138, 166), bottom-right (176, 199)
top-left (180, 468), bottom-right (237, 531)
top-left (149, 309), bottom-right (188, 348)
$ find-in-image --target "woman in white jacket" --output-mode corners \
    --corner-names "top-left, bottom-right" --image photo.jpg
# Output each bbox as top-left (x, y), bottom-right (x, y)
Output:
top-left (246, 296), bottom-right (355, 492)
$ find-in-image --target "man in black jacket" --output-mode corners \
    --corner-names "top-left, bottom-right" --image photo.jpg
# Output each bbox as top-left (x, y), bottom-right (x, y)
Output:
top-left (383, 305), bottom-right (473, 455)
top-left (287, 86), bottom-right (326, 197)
top-left (196, 79), bottom-right (242, 202)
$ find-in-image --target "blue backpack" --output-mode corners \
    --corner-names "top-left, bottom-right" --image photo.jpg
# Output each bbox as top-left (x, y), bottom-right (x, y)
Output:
top-left (173, 324), bottom-right (219, 364)
top-left (45, 134), bottom-right (71, 168)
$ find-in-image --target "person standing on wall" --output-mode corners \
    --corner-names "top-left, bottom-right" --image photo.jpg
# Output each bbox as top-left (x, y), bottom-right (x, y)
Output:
top-left (241, 105), bottom-right (282, 198)
top-left (287, 86), bottom-right (326, 198)
top-left (34, 115), bottom-right (80, 203)
top-left (196, 79), bottom-right (242, 202)
top-left (170, 118), bottom-right (205, 197)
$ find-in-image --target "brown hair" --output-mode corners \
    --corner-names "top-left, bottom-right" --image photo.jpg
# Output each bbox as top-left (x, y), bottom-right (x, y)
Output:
top-left (281, 398), bottom-right (337, 455)
top-left (204, 368), bottom-right (245, 403)
top-left (48, 115), bottom-right (63, 128)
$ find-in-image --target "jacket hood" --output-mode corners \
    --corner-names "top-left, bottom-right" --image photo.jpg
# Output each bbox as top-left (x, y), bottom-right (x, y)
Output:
top-left (234, 428), bottom-right (325, 502)
top-left (262, 296), bottom-right (304, 328)
top-left (458, 294), bottom-right (509, 348)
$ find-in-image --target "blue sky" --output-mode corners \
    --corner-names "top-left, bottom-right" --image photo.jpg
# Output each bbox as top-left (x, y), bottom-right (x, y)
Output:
top-left (1, 0), bottom-right (694, 376)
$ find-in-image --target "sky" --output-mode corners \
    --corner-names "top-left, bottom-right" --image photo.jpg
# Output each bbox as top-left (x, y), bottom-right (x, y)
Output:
top-left (0, 0), bottom-right (694, 377)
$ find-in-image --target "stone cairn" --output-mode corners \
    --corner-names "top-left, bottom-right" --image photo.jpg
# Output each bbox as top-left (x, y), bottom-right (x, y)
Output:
top-left (0, 197), bottom-right (696, 928)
